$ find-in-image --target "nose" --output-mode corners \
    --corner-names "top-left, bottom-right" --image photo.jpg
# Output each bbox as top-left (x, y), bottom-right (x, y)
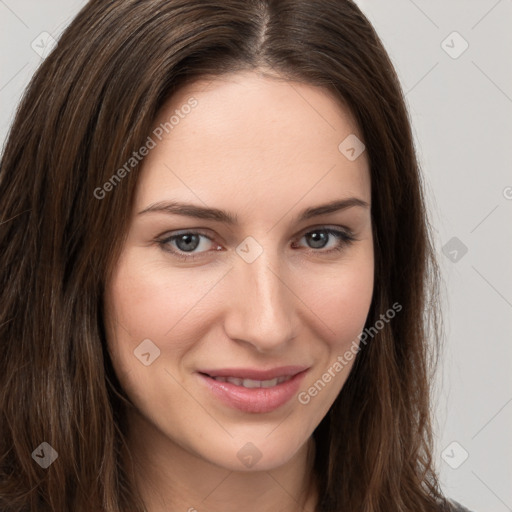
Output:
top-left (222, 246), bottom-right (298, 353)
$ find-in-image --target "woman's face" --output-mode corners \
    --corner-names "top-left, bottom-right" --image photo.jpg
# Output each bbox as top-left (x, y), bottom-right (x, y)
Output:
top-left (105, 70), bottom-right (374, 471)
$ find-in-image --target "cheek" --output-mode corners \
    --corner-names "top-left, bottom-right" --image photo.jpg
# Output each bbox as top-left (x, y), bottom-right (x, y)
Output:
top-left (107, 252), bottom-right (217, 337)
top-left (104, 253), bottom-right (199, 370)
top-left (333, 268), bottom-right (373, 343)
top-left (302, 247), bottom-right (374, 352)
top-left (295, 253), bottom-right (374, 428)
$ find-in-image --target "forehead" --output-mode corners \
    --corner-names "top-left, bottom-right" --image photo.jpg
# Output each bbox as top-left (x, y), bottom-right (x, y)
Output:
top-left (135, 71), bottom-right (370, 217)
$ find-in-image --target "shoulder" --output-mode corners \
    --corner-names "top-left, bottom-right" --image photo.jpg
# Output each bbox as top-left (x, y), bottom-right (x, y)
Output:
top-left (445, 498), bottom-right (475, 512)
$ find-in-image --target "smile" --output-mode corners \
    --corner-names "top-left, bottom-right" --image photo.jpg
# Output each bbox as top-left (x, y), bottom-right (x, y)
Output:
top-left (197, 368), bottom-right (309, 413)
top-left (209, 375), bottom-right (293, 388)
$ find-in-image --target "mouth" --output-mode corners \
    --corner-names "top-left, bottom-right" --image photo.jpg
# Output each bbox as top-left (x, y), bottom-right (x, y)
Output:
top-left (204, 374), bottom-right (294, 388)
top-left (196, 366), bottom-right (310, 414)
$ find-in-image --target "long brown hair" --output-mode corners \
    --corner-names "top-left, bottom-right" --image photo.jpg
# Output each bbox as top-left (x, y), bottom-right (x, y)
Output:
top-left (0, 1), bottom-right (445, 510)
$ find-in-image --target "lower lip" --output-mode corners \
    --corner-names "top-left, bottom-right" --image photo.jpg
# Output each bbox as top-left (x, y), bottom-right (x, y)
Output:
top-left (197, 370), bottom-right (308, 414)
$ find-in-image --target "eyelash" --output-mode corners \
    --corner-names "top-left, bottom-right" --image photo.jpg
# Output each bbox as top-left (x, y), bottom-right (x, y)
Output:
top-left (156, 227), bottom-right (357, 262)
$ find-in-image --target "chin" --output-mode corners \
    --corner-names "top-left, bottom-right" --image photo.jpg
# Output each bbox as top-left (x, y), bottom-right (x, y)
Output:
top-left (198, 431), bottom-right (309, 473)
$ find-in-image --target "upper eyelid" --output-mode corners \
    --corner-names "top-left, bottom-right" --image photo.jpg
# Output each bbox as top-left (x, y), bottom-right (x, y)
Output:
top-left (159, 225), bottom-right (354, 249)
top-left (159, 224), bottom-right (352, 241)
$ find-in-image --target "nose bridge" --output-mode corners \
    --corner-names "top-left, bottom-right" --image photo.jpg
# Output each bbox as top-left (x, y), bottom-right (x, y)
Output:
top-left (224, 240), bottom-right (297, 351)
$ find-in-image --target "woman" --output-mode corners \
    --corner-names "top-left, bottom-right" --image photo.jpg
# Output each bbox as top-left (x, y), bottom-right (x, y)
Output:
top-left (0, 1), bottom-right (474, 511)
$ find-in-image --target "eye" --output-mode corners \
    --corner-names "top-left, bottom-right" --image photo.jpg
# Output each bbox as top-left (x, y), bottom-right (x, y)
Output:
top-left (157, 226), bottom-right (357, 261)
top-left (157, 230), bottom-right (219, 261)
top-left (293, 227), bottom-right (356, 255)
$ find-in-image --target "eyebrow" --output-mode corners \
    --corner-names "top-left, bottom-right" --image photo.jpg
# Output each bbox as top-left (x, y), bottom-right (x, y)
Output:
top-left (138, 197), bottom-right (369, 224)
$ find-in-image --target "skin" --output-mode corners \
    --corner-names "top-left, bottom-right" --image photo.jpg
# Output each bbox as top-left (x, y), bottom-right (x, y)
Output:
top-left (104, 70), bottom-right (374, 512)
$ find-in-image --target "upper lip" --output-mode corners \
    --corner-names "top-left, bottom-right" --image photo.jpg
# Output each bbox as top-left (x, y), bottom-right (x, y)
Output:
top-left (199, 365), bottom-right (309, 381)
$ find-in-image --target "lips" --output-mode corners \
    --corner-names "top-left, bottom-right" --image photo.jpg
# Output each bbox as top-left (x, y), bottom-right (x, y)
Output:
top-left (196, 365), bottom-right (310, 413)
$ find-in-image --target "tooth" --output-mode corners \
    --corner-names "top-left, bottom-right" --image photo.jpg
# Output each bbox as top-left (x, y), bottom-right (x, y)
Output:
top-left (226, 377), bottom-right (243, 386)
top-left (241, 378), bottom-right (262, 388)
top-left (212, 375), bottom-right (292, 387)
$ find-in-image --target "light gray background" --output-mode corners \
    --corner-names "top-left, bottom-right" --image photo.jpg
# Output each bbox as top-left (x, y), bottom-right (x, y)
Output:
top-left (1, 1), bottom-right (511, 511)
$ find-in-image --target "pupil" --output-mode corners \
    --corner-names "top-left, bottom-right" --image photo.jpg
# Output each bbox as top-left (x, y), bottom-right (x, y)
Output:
top-left (176, 234), bottom-right (200, 252)
top-left (308, 231), bottom-right (328, 249)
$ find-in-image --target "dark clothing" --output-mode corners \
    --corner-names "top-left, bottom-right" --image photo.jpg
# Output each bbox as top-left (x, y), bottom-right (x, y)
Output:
top-left (448, 499), bottom-right (474, 511)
